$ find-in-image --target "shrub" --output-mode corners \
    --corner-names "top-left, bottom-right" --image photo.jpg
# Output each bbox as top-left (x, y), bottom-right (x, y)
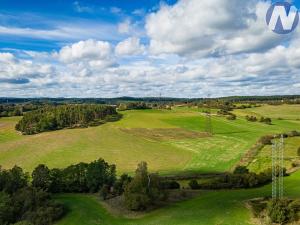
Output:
top-left (188, 180), bottom-right (199, 190)
top-left (233, 166), bottom-right (249, 174)
top-left (113, 174), bottom-right (132, 196)
top-left (160, 180), bottom-right (180, 190)
top-left (100, 184), bottom-right (110, 200)
top-left (260, 117), bottom-right (272, 125)
top-left (288, 130), bottom-right (300, 137)
top-left (267, 199), bottom-right (296, 224)
top-left (246, 115), bottom-right (257, 122)
top-left (259, 135), bottom-right (273, 145)
top-left (226, 114), bottom-right (236, 120)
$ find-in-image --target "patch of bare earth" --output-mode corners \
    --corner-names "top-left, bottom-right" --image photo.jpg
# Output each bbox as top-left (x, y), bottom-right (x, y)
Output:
top-left (120, 128), bottom-right (210, 141)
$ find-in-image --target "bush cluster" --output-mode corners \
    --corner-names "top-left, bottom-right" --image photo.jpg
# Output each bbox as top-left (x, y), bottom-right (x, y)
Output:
top-left (260, 117), bottom-right (272, 125)
top-left (189, 167), bottom-right (273, 190)
top-left (246, 115), bottom-right (257, 122)
top-left (267, 199), bottom-right (299, 224)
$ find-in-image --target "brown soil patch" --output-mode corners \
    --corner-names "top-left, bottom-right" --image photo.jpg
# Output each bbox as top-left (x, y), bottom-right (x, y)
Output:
top-left (120, 128), bottom-right (210, 141)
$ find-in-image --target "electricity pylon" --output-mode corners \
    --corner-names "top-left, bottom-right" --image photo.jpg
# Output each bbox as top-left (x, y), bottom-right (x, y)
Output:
top-left (205, 94), bottom-right (213, 135)
top-left (272, 134), bottom-right (284, 200)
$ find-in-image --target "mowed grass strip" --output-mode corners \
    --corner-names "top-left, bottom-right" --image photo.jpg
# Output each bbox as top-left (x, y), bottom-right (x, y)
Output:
top-left (120, 128), bottom-right (209, 141)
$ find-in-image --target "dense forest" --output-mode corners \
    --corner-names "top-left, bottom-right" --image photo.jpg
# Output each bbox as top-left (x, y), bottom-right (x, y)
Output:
top-left (15, 104), bottom-right (120, 134)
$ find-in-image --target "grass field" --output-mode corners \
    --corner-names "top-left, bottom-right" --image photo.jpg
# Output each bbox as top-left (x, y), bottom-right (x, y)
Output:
top-left (248, 136), bottom-right (300, 173)
top-left (0, 105), bottom-right (300, 175)
top-left (1, 104), bottom-right (300, 225)
top-left (55, 169), bottom-right (300, 225)
top-left (234, 104), bottom-right (300, 120)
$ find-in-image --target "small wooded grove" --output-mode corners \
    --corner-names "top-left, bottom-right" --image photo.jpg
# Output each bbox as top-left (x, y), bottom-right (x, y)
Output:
top-left (0, 159), bottom-right (117, 225)
top-left (15, 104), bottom-right (120, 134)
top-left (0, 159), bottom-right (175, 224)
top-left (0, 166), bottom-right (64, 225)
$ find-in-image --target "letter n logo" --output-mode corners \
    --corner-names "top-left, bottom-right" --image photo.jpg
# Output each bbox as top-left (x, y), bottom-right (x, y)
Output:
top-left (266, 2), bottom-right (299, 34)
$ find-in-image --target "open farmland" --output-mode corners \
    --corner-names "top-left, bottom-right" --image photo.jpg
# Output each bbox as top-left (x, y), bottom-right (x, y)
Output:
top-left (0, 105), bottom-right (299, 175)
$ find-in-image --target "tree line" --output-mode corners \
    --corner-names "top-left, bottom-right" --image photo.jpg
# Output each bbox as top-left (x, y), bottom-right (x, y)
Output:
top-left (0, 159), bottom-right (117, 225)
top-left (15, 104), bottom-right (120, 134)
top-left (30, 161), bottom-right (178, 211)
top-left (0, 159), bottom-right (178, 224)
top-left (1, 157), bottom-right (288, 225)
top-left (0, 104), bottom-right (41, 117)
top-left (188, 166), bottom-right (275, 190)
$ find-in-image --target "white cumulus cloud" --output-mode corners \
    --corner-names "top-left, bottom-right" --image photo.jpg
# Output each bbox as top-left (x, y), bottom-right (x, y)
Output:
top-left (146, 0), bottom-right (287, 56)
top-left (115, 37), bottom-right (145, 56)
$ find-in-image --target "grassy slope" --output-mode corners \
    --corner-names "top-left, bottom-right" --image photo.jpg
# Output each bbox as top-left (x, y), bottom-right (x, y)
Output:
top-left (248, 136), bottom-right (300, 173)
top-left (234, 104), bottom-right (300, 120)
top-left (0, 115), bottom-right (191, 174)
top-left (55, 170), bottom-right (300, 225)
top-left (0, 105), bottom-right (300, 174)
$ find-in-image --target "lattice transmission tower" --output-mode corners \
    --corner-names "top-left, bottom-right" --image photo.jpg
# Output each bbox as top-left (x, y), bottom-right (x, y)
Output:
top-left (272, 134), bottom-right (284, 200)
top-left (205, 95), bottom-right (213, 135)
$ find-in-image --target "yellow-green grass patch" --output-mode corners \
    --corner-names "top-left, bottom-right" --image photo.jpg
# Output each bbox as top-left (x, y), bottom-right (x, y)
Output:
top-left (234, 104), bottom-right (300, 120)
top-left (248, 137), bottom-right (300, 173)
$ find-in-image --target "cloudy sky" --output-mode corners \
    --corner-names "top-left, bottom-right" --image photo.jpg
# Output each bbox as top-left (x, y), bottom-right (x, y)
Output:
top-left (0, 0), bottom-right (299, 98)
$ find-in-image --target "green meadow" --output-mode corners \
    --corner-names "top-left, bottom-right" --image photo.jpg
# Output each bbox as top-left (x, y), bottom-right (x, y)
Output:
top-left (1, 104), bottom-right (300, 225)
top-left (55, 170), bottom-right (300, 225)
top-left (0, 105), bottom-right (300, 175)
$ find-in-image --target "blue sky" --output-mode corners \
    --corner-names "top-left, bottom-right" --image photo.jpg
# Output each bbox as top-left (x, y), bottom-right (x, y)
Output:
top-left (0, 0), bottom-right (177, 51)
top-left (0, 0), bottom-right (299, 98)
